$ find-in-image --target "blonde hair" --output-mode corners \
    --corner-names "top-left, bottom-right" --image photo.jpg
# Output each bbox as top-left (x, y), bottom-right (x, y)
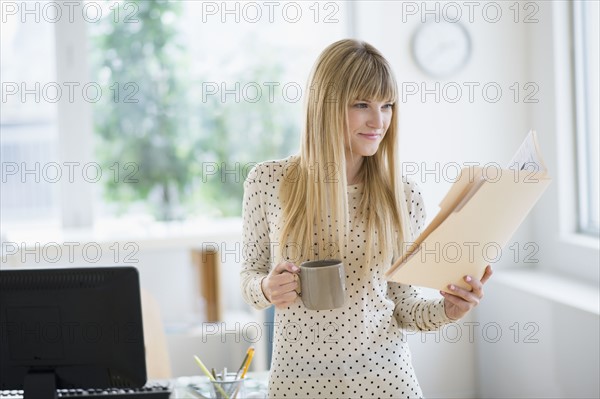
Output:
top-left (278, 39), bottom-right (412, 270)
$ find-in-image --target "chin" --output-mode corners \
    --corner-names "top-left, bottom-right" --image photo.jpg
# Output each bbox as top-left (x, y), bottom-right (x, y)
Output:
top-left (358, 146), bottom-right (380, 157)
top-left (348, 142), bottom-right (382, 157)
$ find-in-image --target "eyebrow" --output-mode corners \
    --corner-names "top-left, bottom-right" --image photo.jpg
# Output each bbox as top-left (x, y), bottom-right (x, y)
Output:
top-left (353, 99), bottom-right (394, 103)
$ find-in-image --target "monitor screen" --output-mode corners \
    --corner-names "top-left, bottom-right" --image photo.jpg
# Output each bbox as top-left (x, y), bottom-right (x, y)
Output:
top-left (0, 266), bottom-right (147, 397)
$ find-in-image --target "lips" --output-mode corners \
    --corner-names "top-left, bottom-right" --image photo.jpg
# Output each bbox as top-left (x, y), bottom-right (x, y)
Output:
top-left (359, 133), bottom-right (381, 140)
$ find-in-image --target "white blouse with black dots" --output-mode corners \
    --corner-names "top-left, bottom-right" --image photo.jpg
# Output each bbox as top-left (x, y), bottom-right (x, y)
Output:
top-left (240, 156), bottom-right (452, 398)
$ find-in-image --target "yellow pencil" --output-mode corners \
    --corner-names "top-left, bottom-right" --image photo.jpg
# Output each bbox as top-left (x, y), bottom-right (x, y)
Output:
top-left (235, 347), bottom-right (252, 379)
top-left (193, 355), bottom-right (230, 399)
top-left (240, 347), bottom-right (255, 379)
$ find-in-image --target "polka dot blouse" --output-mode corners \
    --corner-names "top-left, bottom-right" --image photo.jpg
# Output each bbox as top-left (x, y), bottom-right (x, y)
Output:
top-left (240, 156), bottom-right (452, 398)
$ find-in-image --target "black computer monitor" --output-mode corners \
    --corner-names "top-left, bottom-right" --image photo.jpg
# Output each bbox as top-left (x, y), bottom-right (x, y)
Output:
top-left (0, 266), bottom-right (147, 398)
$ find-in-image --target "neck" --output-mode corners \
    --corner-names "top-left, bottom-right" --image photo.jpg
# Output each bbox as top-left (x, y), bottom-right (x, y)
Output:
top-left (345, 153), bottom-right (364, 185)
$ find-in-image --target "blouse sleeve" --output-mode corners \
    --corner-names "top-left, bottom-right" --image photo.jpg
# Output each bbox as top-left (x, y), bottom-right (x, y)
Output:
top-left (239, 163), bottom-right (273, 310)
top-left (387, 178), bottom-right (453, 331)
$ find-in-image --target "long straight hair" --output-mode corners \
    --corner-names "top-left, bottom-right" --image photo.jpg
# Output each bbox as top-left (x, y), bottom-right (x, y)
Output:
top-left (278, 39), bottom-right (412, 269)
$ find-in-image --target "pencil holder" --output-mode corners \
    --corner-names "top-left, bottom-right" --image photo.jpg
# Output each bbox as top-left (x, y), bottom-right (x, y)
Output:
top-left (210, 373), bottom-right (245, 399)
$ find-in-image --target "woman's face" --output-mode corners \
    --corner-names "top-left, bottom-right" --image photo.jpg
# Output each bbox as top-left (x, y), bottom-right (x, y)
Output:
top-left (345, 99), bottom-right (393, 157)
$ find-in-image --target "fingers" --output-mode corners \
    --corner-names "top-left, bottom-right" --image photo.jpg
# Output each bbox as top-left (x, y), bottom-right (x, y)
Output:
top-left (272, 261), bottom-right (299, 275)
top-left (480, 265), bottom-right (494, 285)
top-left (441, 266), bottom-right (493, 319)
top-left (441, 271), bottom-right (486, 306)
top-left (446, 283), bottom-right (481, 306)
top-left (459, 265), bottom-right (493, 297)
top-left (271, 290), bottom-right (299, 309)
top-left (465, 274), bottom-right (484, 298)
top-left (264, 261), bottom-right (300, 309)
top-left (269, 277), bottom-right (298, 298)
top-left (271, 270), bottom-right (297, 285)
top-left (441, 290), bottom-right (474, 315)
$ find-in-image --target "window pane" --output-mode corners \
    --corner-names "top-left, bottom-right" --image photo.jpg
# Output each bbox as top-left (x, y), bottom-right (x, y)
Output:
top-left (88, 0), bottom-right (349, 219)
top-left (574, 0), bottom-right (600, 235)
top-left (1, 13), bottom-right (59, 223)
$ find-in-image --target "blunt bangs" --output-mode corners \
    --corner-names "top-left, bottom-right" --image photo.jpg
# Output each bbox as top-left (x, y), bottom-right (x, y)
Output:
top-left (346, 51), bottom-right (398, 104)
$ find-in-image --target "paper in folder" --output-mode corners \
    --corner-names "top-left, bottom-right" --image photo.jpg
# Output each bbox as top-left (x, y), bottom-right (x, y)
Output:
top-left (385, 130), bottom-right (551, 292)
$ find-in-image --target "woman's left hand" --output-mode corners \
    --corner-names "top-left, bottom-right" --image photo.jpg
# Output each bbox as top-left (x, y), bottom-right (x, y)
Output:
top-left (441, 265), bottom-right (493, 321)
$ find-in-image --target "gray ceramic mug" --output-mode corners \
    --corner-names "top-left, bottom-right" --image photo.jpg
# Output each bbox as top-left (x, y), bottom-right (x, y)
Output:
top-left (296, 259), bottom-right (346, 310)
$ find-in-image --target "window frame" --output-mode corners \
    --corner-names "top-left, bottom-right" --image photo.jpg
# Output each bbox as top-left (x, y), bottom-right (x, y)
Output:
top-left (2, 3), bottom-right (98, 230)
top-left (53, 7), bottom-right (95, 229)
top-left (530, 1), bottom-right (599, 285)
top-left (572, 0), bottom-right (599, 236)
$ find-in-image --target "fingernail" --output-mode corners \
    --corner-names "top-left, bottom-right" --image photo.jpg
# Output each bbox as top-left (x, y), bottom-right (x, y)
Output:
top-left (465, 276), bottom-right (472, 282)
top-left (449, 284), bottom-right (455, 291)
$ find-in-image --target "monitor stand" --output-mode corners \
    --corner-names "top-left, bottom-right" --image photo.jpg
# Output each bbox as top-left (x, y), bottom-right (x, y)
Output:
top-left (24, 372), bottom-right (57, 399)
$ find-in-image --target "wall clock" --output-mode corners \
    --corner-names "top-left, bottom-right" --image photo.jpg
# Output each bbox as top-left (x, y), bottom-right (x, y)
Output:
top-left (412, 20), bottom-right (472, 78)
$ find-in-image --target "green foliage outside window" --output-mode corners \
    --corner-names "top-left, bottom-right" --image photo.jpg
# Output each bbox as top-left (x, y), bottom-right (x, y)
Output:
top-left (91, 0), bottom-right (298, 220)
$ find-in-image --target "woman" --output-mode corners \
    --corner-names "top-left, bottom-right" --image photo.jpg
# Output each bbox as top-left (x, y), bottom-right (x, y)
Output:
top-left (240, 39), bottom-right (492, 398)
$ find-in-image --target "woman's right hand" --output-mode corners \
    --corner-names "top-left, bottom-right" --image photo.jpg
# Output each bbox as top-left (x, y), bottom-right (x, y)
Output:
top-left (261, 261), bottom-right (300, 309)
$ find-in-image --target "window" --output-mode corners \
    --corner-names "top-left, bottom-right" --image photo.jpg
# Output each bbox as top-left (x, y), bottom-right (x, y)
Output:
top-left (2, 0), bottom-right (351, 227)
top-left (573, 0), bottom-right (600, 236)
top-left (1, 13), bottom-right (60, 224)
top-left (88, 0), bottom-right (350, 220)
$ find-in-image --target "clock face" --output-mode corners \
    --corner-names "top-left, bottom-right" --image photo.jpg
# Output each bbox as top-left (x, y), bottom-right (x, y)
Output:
top-left (412, 21), bottom-right (472, 78)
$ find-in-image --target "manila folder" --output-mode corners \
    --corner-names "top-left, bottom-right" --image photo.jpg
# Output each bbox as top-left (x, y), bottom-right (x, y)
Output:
top-left (385, 166), bottom-right (551, 292)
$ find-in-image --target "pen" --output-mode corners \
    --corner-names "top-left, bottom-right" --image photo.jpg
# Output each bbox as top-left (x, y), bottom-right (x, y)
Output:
top-left (193, 355), bottom-right (230, 399)
top-left (240, 346), bottom-right (255, 379)
top-left (235, 348), bottom-right (251, 379)
top-left (233, 347), bottom-right (253, 399)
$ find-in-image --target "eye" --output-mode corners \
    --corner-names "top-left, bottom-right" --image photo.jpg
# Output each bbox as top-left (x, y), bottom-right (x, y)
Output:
top-left (353, 102), bottom-right (368, 108)
top-left (382, 103), bottom-right (394, 109)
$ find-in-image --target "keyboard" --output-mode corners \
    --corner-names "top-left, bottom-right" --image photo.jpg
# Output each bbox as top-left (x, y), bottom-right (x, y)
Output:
top-left (0, 382), bottom-right (172, 399)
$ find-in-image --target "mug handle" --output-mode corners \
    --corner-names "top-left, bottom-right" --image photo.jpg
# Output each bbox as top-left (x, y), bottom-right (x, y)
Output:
top-left (293, 273), bottom-right (301, 297)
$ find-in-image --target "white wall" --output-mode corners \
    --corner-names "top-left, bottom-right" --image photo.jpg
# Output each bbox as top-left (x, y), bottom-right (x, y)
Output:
top-left (476, 272), bottom-right (599, 398)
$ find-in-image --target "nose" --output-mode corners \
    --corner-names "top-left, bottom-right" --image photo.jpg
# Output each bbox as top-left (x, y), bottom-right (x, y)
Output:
top-left (366, 108), bottom-right (384, 129)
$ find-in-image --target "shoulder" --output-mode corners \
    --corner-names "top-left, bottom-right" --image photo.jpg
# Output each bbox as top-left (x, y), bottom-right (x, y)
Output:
top-left (244, 155), bottom-right (298, 190)
top-left (402, 176), bottom-right (424, 203)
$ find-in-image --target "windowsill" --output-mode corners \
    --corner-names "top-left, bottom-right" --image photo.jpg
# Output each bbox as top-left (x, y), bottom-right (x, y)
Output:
top-left (561, 232), bottom-right (600, 251)
top-left (492, 268), bottom-right (600, 315)
top-left (1, 216), bottom-right (243, 253)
